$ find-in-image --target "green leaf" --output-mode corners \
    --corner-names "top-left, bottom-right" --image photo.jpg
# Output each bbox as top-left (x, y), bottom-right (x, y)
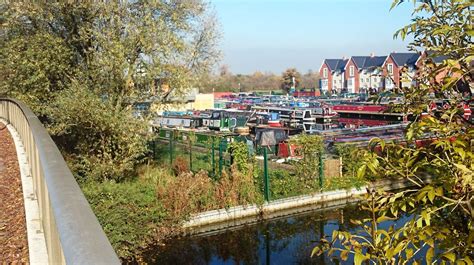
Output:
top-left (311, 246), bottom-right (320, 257)
top-left (390, 0), bottom-right (401, 11)
top-left (357, 165), bottom-right (367, 179)
top-left (426, 247), bottom-right (434, 264)
top-left (354, 252), bottom-right (368, 265)
top-left (443, 252), bottom-right (456, 262)
top-left (428, 190), bottom-right (435, 203)
top-left (377, 215), bottom-right (397, 223)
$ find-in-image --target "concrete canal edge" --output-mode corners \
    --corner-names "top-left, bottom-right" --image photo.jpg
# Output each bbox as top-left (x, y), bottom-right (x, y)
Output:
top-left (183, 178), bottom-right (413, 233)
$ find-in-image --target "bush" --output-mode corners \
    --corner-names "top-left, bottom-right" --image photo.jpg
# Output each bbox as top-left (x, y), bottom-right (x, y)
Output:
top-left (156, 170), bottom-right (216, 220)
top-left (47, 86), bottom-right (149, 182)
top-left (215, 165), bottom-right (263, 208)
top-left (171, 156), bottom-right (190, 176)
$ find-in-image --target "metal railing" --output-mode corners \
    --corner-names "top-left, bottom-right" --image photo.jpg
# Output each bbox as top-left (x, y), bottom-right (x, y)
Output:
top-left (0, 99), bottom-right (120, 264)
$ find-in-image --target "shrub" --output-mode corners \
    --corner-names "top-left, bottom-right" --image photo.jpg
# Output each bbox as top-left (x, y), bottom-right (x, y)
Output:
top-left (171, 156), bottom-right (189, 176)
top-left (156, 170), bottom-right (216, 220)
top-left (215, 165), bottom-right (263, 208)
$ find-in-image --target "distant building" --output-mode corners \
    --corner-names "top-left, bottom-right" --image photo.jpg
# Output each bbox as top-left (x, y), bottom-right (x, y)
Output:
top-left (319, 59), bottom-right (347, 93)
top-left (359, 55), bottom-right (386, 92)
top-left (382, 52), bottom-right (420, 90)
top-left (344, 55), bottom-right (386, 93)
top-left (318, 52), bottom-right (430, 94)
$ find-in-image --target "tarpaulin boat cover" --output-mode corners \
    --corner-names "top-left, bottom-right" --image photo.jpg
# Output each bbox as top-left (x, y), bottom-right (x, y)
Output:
top-left (256, 129), bottom-right (288, 146)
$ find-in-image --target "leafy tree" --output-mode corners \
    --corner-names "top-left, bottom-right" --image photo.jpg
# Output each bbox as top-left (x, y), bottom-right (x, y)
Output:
top-left (300, 69), bottom-right (320, 89)
top-left (281, 68), bottom-right (301, 93)
top-left (0, 1), bottom-right (220, 181)
top-left (313, 0), bottom-right (473, 263)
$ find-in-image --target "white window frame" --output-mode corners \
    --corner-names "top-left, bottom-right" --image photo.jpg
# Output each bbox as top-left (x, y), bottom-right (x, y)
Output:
top-left (388, 63), bottom-right (393, 75)
top-left (323, 68), bottom-right (328, 78)
top-left (349, 66), bottom-right (354, 77)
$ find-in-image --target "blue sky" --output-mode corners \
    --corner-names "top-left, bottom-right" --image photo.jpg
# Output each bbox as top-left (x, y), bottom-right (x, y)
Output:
top-left (211, 0), bottom-right (415, 74)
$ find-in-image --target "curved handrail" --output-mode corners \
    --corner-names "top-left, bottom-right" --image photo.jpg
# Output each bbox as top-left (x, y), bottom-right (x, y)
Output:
top-left (0, 99), bottom-right (120, 264)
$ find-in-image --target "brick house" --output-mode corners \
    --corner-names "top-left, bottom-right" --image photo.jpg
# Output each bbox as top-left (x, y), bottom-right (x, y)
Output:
top-left (319, 59), bottom-right (347, 93)
top-left (343, 55), bottom-right (385, 93)
top-left (382, 52), bottom-right (420, 90)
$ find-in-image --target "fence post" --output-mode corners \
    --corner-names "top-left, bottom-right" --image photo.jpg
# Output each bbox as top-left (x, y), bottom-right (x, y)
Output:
top-left (189, 137), bottom-right (193, 172)
top-left (151, 138), bottom-right (156, 159)
top-left (169, 130), bottom-right (173, 165)
top-left (263, 147), bottom-right (270, 202)
top-left (319, 151), bottom-right (324, 189)
top-left (218, 138), bottom-right (224, 177)
top-left (211, 136), bottom-right (215, 177)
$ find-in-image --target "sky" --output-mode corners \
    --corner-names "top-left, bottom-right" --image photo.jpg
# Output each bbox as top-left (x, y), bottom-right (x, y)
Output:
top-left (211, 0), bottom-right (415, 74)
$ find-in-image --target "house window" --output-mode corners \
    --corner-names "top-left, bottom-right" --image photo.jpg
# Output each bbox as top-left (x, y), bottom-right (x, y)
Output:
top-left (388, 63), bottom-right (393, 75)
top-left (366, 78), bottom-right (369, 82)
top-left (323, 68), bottom-right (328, 78)
top-left (322, 80), bottom-right (328, 87)
top-left (349, 66), bottom-right (354, 77)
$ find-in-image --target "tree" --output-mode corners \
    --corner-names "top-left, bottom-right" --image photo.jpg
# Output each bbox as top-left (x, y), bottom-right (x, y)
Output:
top-left (313, 0), bottom-right (473, 263)
top-left (281, 68), bottom-right (301, 93)
top-left (300, 69), bottom-right (320, 90)
top-left (0, 1), bottom-right (220, 181)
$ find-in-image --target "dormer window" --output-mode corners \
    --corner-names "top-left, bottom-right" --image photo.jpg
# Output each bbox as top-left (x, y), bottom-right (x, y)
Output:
top-left (388, 63), bottom-right (393, 75)
top-left (349, 66), bottom-right (354, 77)
top-left (323, 68), bottom-right (328, 78)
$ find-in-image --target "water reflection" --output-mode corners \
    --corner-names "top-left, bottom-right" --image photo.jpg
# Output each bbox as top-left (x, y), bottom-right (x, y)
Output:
top-left (142, 204), bottom-right (387, 264)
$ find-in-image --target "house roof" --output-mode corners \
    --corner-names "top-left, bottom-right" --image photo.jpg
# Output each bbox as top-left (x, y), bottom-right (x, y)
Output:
top-left (351, 56), bottom-right (368, 69)
top-left (389, 52), bottom-right (420, 67)
top-left (363, 56), bottom-right (386, 69)
top-left (334, 59), bottom-right (348, 72)
top-left (320, 59), bottom-right (348, 73)
top-left (345, 56), bottom-right (386, 71)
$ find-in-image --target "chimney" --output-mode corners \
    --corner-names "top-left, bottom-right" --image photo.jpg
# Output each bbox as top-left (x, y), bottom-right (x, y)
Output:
top-left (370, 52), bottom-right (375, 57)
top-left (342, 56), bottom-right (346, 60)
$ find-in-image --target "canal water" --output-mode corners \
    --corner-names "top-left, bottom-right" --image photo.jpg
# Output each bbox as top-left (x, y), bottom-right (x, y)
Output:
top-left (142, 203), bottom-right (414, 265)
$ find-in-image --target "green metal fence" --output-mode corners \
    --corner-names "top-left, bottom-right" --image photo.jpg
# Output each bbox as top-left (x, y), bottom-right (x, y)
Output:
top-left (150, 127), bottom-right (343, 203)
top-left (150, 128), bottom-right (236, 178)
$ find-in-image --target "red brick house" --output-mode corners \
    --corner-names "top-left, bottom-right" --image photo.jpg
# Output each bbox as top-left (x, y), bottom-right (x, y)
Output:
top-left (319, 59), bottom-right (347, 93)
top-left (382, 52), bottom-right (420, 90)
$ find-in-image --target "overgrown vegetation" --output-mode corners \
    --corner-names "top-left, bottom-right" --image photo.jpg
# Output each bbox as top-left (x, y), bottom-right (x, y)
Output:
top-left (289, 134), bottom-right (324, 183)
